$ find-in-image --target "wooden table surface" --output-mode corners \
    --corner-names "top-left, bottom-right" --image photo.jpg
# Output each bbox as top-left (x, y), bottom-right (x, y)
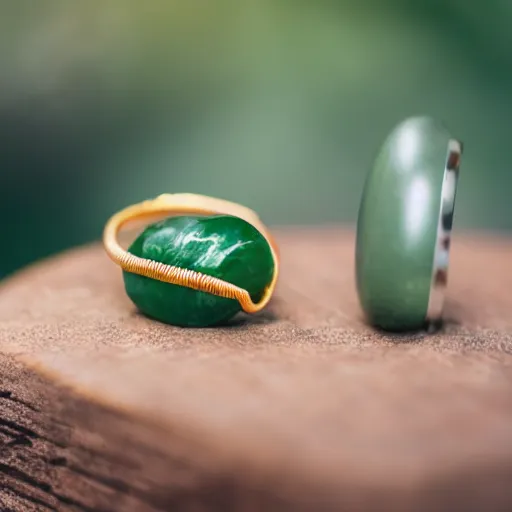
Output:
top-left (1, 227), bottom-right (512, 511)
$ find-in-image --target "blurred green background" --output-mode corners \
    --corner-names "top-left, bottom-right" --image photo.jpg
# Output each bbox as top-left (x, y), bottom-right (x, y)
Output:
top-left (1, 0), bottom-right (511, 279)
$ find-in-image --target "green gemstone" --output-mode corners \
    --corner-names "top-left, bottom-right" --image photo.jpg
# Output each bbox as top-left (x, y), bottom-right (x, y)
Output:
top-left (355, 116), bottom-right (461, 331)
top-left (123, 215), bottom-right (274, 327)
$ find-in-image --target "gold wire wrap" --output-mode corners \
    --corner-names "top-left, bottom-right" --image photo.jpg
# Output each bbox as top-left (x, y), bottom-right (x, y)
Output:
top-left (102, 193), bottom-right (280, 314)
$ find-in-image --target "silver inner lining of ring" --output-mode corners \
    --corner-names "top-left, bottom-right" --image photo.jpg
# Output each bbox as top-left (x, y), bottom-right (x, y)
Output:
top-left (426, 139), bottom-right (462, 325)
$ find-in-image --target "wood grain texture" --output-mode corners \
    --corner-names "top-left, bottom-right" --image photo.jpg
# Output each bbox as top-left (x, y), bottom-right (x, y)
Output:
top-left (1, 227), bottom-right (512, 511)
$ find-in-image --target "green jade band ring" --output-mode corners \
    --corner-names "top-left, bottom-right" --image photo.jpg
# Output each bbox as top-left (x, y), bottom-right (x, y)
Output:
top-left (355, 116), bottom-right (463, 332)
top-left (103, 193), bottom-right (280, 327)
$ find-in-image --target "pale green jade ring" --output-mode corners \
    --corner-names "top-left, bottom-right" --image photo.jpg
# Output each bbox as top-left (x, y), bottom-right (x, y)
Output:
top-left (355, 116), bottom-right (463, 332)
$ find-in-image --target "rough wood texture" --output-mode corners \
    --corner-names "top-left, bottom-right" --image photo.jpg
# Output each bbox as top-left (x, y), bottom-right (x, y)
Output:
top-left (1, 227), bottom-right (512, 511)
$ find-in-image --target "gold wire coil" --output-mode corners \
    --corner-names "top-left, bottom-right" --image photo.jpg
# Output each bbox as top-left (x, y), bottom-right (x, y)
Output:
top-left (102, 193), bottom-right (280, 314)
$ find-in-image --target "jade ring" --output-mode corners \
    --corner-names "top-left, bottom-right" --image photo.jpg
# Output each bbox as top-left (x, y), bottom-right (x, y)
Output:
top-left (355, 116), bottom-right (463, 332)
top-left (103, 193), bottom-right (279, 327)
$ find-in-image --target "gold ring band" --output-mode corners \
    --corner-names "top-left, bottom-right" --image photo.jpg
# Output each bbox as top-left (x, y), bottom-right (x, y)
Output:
top-left (103, 193), bottom-right (280, 314)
